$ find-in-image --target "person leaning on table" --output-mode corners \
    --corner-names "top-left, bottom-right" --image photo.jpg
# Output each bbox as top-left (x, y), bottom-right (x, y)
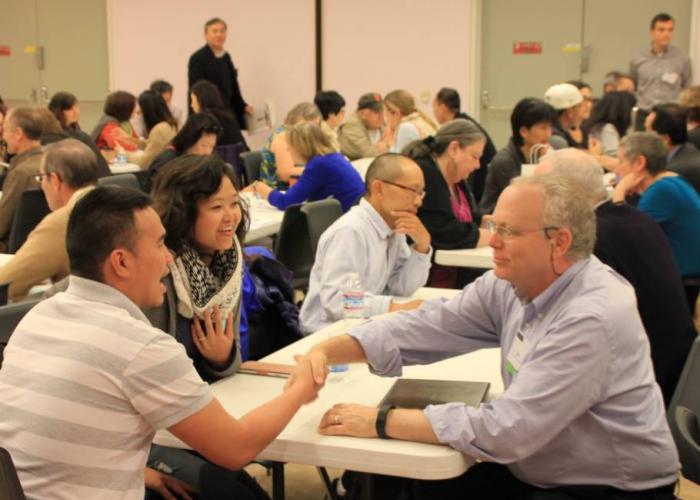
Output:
top-left (303, 174), bottom-right (679, 499)
top-left (0, 186), bottom-right (321, 499)
top-left (299, 153), bottom-right (432, 334)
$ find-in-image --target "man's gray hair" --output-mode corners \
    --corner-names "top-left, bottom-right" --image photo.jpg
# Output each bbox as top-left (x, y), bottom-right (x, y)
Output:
top-left (511, 174), bottom-right (596, 260)
top-left (43, 138), bottom-right (99, 189)
top-left (619, 132), bottom-right (667, 175)
top-left (539, 148), bottom-right (607, 202)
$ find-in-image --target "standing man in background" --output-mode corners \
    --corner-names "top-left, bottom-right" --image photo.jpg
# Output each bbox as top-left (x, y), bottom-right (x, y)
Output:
top-left (188, 17), bottom-right (253, 130)
top-left (630, 13), bottom-right (691, 130)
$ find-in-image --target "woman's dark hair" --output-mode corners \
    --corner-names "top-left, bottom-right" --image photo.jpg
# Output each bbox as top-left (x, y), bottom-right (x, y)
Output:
top-left (587, 91), bottom-right (637, 137)
top-left (139, 90), bottom-right (177, 135)
top-left (435, 87), bottom-right (461, 113)
top-left (171, 113), bottom-right (222, 155)
top-left (314, 90), bottom-right (346, 120)
top-left (191, 80), bottom-right (229, 114)
top-left (48, 91), bottom-right (79, 131)
top-left (650, 103), bottom-right (688, 146)
top-left (510, 98), bottom-right (557, 147)
top-left (152, 154), bottom-right (249, 253)
top-left (566, 80), bottom-right (592, 92)
top-left (104, 91), bottom-right (136, 122)
top-left (67, 186), bottom-right (152, 282)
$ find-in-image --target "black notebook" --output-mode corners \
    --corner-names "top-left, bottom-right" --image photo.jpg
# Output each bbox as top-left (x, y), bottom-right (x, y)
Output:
top-left (379, 378), bottom-right (490, 409)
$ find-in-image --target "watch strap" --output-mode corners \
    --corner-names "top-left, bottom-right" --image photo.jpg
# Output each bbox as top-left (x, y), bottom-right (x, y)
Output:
top-left (375, 404), bottom-right (395, 439)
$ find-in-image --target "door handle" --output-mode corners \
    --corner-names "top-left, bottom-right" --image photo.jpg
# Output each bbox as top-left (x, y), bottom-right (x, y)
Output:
top-left (40, 85), bottom-right (49, 103)
top-left (580, 45), bottom-right (591, 73)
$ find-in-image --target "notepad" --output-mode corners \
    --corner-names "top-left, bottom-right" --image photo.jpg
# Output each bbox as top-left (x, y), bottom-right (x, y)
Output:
top-left (379, 379), bottom-right (490, 409)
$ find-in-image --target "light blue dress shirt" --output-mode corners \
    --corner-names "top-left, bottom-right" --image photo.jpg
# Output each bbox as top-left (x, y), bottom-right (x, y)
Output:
top-left (299, 199), bottom-right (432, 334)
top-left (350, 256), bottom-right (679, 490)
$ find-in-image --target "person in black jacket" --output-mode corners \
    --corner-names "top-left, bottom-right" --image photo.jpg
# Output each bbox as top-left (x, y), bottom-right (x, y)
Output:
top-left (537, 148), bottom-right (695, 405)
top-left (403, 119), bottom-right (490, 288)
top-left (433, 87), bottom-right (497, 203)
top-left (188, 17), bottom-right (253, 129)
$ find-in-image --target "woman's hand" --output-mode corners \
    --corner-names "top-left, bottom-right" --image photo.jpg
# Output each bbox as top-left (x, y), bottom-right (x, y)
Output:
top-left (612, 172), bottom-right (645, 202)
top-left (144, 467), bottom-right (195, 500)
top-left (192, 306), bottom-right (235, 369)
top-left (252, 180), bottom-right (274, 200)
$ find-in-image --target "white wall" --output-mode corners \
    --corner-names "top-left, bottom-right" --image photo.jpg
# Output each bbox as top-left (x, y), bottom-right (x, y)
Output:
top-left (322, 0), bottom-right (474, 118)
top-left (106, 0), bottom-right (315, 149)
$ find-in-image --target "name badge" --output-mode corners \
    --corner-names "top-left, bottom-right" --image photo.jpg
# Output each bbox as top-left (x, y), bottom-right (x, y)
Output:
top-left (506, 330), bottom-right (531, 375)
top-left (662, 72), bottom-right (679, 85)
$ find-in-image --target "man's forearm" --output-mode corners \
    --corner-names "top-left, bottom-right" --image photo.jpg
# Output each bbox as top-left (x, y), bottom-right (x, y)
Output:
top-left (311, 334), bottom-right (368, 365)
top-left (385, 408), bottom-right (441, 444)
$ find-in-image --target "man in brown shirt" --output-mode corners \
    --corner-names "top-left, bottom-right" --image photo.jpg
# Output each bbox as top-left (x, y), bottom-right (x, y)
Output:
top-left (0, 138), bottom-right (98, 299)
top-left (0, 108), bottom-right (43, 248)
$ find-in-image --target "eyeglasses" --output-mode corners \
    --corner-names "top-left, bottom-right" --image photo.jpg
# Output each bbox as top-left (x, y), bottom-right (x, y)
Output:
top-left (379, 179), bottom-right (426, 200)
top-left (486, 220), bottom-right (559, 240)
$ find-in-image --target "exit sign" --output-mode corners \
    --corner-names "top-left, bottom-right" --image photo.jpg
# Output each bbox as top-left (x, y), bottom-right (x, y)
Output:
top-left (513, 42), bottom-right (542, 55)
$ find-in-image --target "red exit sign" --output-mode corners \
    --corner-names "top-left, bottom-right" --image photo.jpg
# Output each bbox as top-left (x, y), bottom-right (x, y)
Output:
top-left (513, 42), bottom-right (542, 55)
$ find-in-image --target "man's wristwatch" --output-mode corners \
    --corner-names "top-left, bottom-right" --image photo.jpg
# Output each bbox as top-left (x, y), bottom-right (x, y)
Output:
top-left (375, 405), bottom-right (395, 439)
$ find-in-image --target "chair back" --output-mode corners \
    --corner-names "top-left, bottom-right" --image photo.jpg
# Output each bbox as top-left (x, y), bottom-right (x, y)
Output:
top-left (668, 336), bottom-right (700, 483)
top-left (300, 198), bottom-right (343, 256)
top-left (0, 283), bottom-right (8, 306)
top-left (0, 448), bottom-right (25, 500)
top-left (240, 151), bottom-right (263, 186)
top-left (97, 173), bottom-right (140, 191)
top-left (274, 204), bottom-right (313, 290)
top-left (7, 189), bottom-right (50, 254)
top-left (215, 142), bottom-right (248, 188)
top-left (0, 299), bottom-right (40, 347)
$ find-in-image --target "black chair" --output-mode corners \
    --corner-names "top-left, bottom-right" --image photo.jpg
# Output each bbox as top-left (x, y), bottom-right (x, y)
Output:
top-left (240, 150), bottom-right (263, 186)
top-left (273, 199), bottom-right (344, 291)
top-left (273, 204), bottom-right (312, 290)
top-left (668, 336), bottom-right (700, 483)
top-left (0, 299), bottom-right (39, 369)
top-left (0, 448), bottom-right (25, 500)
top-left (97, 173), bottom-right (140, 191)
top-left (0, 283), bottom-right (8, 306)
top-left (300, 198), bottom-right (343, 256)
top-left (7, 189), bottom-right (50, 253)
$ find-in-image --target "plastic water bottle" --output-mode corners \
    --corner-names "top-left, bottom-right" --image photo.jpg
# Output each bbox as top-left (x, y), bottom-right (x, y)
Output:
top-left (329, 274), bottom-right (365, 383)
top-left (116, 148), bottom-right (127, 165)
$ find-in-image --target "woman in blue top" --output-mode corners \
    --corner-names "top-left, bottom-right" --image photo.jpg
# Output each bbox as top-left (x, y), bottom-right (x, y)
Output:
top-left (250, 122), bottom-right (364, 212)
top-left (613, 131), bottom-right (700, 310)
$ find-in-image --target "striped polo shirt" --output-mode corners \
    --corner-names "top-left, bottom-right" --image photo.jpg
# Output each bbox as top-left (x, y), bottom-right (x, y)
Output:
top-left (0, 276), bottom-right (213, 499)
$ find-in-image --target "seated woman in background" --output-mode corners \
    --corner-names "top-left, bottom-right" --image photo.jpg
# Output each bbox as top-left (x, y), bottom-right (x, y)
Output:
top-left (587, 90), bottom-right (637, 170)
top-left (91, 90), bottom-right (140, 151)
top-left (146, 112), bottom-right (221, 191)
top-left (48, 91), bottom-right (112, 177)
top-left (384, 89), bottom-right (437, 154)
top-left (613, 131), bottom-right (700, 311)
top-left (259, 102), bottom-right (321, 189)
top-left (250, 121), bottom-right (364, 212)
top-left (404, 119), bottom-right (490, 289)
top-left (191, 79), bottom-right (245, 148)
top-left (126, 89), bottom-right (178, 168)
top-left (147, 155), bottom-right (268, 499)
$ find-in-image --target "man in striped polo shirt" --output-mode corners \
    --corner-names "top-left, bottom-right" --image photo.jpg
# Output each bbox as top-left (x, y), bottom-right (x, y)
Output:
top-left (0, 186), bottom-right (320, 499)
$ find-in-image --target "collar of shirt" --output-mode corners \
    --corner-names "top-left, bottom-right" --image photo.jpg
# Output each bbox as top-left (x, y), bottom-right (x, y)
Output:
top-left (519, 257), bottom-right (590, 324)
top-left (66, 275), bottom-right (151, 325)
top-left (358, 198), bottom-right (393, 240)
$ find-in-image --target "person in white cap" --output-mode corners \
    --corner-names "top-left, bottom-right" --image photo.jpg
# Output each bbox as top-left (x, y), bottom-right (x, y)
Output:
top-left (544, 83), bottom-right (585, 150)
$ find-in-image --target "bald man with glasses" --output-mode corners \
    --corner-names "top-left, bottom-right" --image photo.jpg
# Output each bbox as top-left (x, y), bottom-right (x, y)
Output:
top-left (299, 153), bottom-right (432, 335)
top-left (304, 174), bottom-right (679, 499)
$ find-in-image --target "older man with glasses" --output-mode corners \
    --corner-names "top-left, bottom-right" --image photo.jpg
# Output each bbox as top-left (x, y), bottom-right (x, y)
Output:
top-left (304, 174), bottom-right (680, 499)
top-left (299, 153), bottom-right (432, 335)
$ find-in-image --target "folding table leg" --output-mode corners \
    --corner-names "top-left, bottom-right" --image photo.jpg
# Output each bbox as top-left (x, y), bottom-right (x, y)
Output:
top-left (317, 466), bottom-right (338, 500)
top-left (271, 461), bottom-right (285, 500)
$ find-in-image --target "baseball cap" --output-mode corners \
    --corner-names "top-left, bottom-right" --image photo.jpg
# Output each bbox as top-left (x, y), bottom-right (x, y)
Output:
top-left (358, 92), bottom-right (383, 112)
top-left (544, 83), bottom-right (583, 110)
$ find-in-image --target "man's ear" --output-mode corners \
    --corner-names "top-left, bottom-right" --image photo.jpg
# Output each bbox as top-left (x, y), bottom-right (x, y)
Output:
top-left (551, 228), bottom-right (573, 259)
top-left (107, 248), bottom-right (130, 279)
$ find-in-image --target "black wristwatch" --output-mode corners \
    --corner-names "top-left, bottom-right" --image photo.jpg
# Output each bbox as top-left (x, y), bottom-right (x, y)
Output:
top-left (375, 405), bottom-right (396, 439)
